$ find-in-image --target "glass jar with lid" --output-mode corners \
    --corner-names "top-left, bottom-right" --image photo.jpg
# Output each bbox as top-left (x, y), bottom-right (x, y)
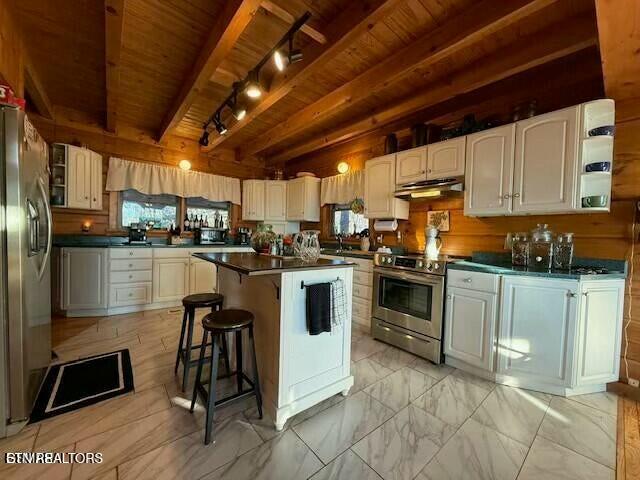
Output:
top-left (553, 233), bottom-right (574, 270)
top-left (528, 224), bottom-right (554, 269)
top-left (511, 232), bottom-right (530, 267)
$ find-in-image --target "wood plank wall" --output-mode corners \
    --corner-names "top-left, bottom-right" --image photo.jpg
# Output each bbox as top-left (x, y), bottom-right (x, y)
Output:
top-left (284, 57), bottom-right (640, 382)
top-left (0, 0), bottom-right (24, 95)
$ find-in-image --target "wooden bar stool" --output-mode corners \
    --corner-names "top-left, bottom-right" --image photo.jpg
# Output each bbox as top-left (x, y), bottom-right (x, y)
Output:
top-left (190, 309), bottom-right (263, 445)
top-left (174, 292), bottom-right (230, 392)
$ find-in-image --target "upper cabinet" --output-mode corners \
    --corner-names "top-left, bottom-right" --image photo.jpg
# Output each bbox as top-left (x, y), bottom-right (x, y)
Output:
top-left (242, 180), bottom-right (265, 221)
top-left (264, 180), bottom-right (287, 221)
top-left (63, 145), bottom-right (103, 211)
top-left (395, 147), bottom-right (427, 185)
top-left (286, 176), bottom-right (320, 222)
top-left (464, 100), bottom-right (614, 217)
top-left (364, 154), bottom-right (409, 220)
top-left (427, 136), bottom-right (466, 180)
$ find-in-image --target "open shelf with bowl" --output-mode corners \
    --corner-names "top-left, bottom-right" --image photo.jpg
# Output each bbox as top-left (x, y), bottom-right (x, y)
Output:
top-left (50, 143), bottom-right (68, 208)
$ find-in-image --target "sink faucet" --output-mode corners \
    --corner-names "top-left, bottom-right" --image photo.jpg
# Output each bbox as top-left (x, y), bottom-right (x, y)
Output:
top-left (336, 234), bottom-right (344, 252)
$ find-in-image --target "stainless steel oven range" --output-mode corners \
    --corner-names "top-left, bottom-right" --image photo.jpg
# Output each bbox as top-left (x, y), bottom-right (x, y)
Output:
top-left (371, 253), bottom-right (454, 364)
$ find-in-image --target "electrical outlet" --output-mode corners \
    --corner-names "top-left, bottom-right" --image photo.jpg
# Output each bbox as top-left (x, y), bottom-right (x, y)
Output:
top-left (629, 378), bottom-right (640, 388)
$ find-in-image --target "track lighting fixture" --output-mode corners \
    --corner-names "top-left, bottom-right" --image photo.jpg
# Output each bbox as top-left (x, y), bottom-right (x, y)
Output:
top-left (244, 70), bottom-right (262, 99)
top-left (199, 128), bottom-right (209, 146)
top-left (229, 88), bottom-right (246, 120)
top-left (273, 49), bottom-right (286, 71)
top-left (273, 35), bottom-right (303, 72)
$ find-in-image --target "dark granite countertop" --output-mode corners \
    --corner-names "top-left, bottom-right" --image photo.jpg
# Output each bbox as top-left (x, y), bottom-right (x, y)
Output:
top-left (194, 252), bottom-right (355, 276)
top-left (448, 252), bottom-right (627, 280)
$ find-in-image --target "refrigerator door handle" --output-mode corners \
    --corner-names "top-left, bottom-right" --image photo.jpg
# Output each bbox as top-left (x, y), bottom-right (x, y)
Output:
top-left (36, 176), bottom-right (52, 280)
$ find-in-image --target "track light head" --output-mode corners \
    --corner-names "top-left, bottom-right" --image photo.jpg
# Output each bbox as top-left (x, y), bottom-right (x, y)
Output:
top-left (244, 70), bottom-right (262, 98)
top-left (213, 113), bottom-right (227, 135)
top-left (199, 129), bottom-right (209, 147)
top-left (231, 104), bottom-right (246, 121)
top-left (273, 49), bottom-right (286, 71)
top-left (289, 49), bottom-right (303, 64)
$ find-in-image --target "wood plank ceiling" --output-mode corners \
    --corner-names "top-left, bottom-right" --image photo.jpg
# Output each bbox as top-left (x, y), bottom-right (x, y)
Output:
top-left (15, 0), bottom-right (602, 166)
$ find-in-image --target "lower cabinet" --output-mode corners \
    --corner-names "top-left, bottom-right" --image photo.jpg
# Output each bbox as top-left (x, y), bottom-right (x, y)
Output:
top-left (444, 286), bottom-right (497, 371)
top-left (152, 257), bottom-right (190, 303)
top-left (61, 248), bottom-right (108, 311)
top-left (189, 258), bottom-right (217, 294)
top-left (109, 282), bottom-right (152, 307)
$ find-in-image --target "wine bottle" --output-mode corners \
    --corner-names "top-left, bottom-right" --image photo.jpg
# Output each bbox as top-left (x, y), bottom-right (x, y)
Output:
top-left (183, 213), bottom-right (190, 232)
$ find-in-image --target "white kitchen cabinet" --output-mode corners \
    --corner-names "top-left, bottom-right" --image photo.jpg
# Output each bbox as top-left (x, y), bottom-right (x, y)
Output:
top-left (464, 125), bottom-right (515, 216)
top-left (152, 257), bottom-right (190, 303)
top-left (286, 176), bottom-right (320, 222)
top-left (498, 276), bottom-right (578, 387)
top-left (189, 258), bottom-right (217, 294)
top-left (364, 154), bottom-right (409, 220)
top-left (574, 280), bottom-right (624, 386)
top-left (444, 285), bottom-right (498, 371)
top-left (242, 180), bottom-right (265, 221)
top-left (512, 106), bottom-right (579, 214)
top-left (65, 145), bottom-right (102, 210)
top-left (427, 136), bottom-right (466, 180)
top-left (264, 180), bottom-right (287, 221)
top-left (395, 146), bottom-right (427, 185)
top-left (61, 248), bottom-right (108, 311)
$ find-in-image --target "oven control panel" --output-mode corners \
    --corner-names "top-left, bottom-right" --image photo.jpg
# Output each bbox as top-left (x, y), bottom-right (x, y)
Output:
top-left (374, 253), bottom-right (444, 275)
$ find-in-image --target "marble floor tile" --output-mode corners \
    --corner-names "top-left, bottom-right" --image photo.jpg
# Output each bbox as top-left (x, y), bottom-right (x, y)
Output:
top-left (449, 368), bottom-right (495, 393)
top-left (567, 391), bottom-right (618, 417)
top-left (353, 405), bottom-right (448, 480)
top-left (310, 449), bottom-right (382, 480)
top-left (538, 397), bottom-right (616, 469)
top-left (132, 350), bottom-right (179, 392)
top-left (289, 394), bottom-right (346, 427)
top-left (127, 341), bottom-right (169, 367)
top-left (351, 336), bottom-right (388, 362)
top-left (408, 359), bottom-right (454, 381)
top-left (202, 430), bottom-right (323, 480)
top-left (1, 442), bottom-right (75, 480)
top-left (117, 414), bottom-right (263, 480)
top-left (417, 418), bottom-right (528, 480)
top-left (368, 346), bottom-right (420, 371)
top-left (53, 334), bottom-right (141, 363)
top-left (412, 374), bottom-right (491, 427)
top-left (71, 407), bottom-right (201, 480)
top-left (293, 391), bottom-right (394, 463)
top-left (517, 436), bottom-right (614, 480)
top-left (472, 385), bottom-right (551, 446)
top-left (352, 357), bottom-right (394, 394)
top-left (53, 326), bottom-right (118, 349)
top-left (365, 367), bottom-right (436, 412)
top-left (34, 386), bottom-right (171, 450)
top-left (89, 469), bottom-right (118, 480)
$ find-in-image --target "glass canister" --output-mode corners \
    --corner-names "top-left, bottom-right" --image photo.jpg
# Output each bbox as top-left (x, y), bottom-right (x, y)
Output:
top-left (553, 233), bottom-right (574, 270)
top-left (293, 230), bottom-right (321, 263)
top-left (511, 233), bottom-right (530, 266)
top-left (528, 224), bottom-right (554, 269)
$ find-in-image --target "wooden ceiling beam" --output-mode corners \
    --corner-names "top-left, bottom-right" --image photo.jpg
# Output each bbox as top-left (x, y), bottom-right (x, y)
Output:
top-left (157, 0), bottom-right (261, 142)
top-left (203, 0), bottom-right (404, 152)
top-left (23, 52), bottom-right (54, 120)
top-left (265, 14), bottom-right (598, 165)
top-left (244, 0), bottom-right (558, 157)
top-left (260, 1), bottom-right (326, 44)
top-left (595, 0), bottom-right (640, 102)
top-left (105, 0), bottom-right (125, 133)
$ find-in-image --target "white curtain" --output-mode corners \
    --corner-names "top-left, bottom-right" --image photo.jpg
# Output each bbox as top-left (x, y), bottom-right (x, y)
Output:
top-left (320, 170), bottom-right (364, 206)
top-left (105, 157), bottom-right (241, 204)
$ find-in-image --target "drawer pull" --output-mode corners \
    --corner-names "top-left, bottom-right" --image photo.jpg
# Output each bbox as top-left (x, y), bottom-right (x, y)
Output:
top-left (129, 274), bottom-right (133, 279)
top-left (129, 263), bottom-right (133, 267)
top-left (463, 278), bottom-right (472, 283)
top-left (129, 251), bottom-right (134, 256)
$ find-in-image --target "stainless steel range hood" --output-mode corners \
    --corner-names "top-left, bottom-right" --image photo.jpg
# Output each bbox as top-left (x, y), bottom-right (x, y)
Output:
top-left (394, 177), bottom-right (464, 199)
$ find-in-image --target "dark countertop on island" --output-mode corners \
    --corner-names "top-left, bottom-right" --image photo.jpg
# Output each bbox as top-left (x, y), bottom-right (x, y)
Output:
top-left (53, 235), bottom-right (251, 249)
top-left (194, 252), bottom-right (355, 276)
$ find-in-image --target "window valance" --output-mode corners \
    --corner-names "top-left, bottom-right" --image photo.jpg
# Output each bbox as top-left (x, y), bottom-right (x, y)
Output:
top-left (320, 170), bottom-right (364, 206)
top-left (105, 157), bottom-right (241, 205)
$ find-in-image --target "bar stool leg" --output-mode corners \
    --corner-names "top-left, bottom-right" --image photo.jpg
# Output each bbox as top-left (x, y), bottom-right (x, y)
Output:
top-left (220, 334), bottom-right (231, 376)
top-left (174, 308), bottom-right (188, 374)
top-left (235, 330), bottom-right (243, 393)
top-left (204, 336), bottom-right (220, 445)
top-left (190, 330), bottom-right (209, 414)
top-left (249, 325), bottom-right (263, 419)
top-left (182, 307), bottom-right (196, 392)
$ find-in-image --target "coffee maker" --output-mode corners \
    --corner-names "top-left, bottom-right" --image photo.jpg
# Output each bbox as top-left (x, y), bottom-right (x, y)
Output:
top-left (128, 223), bottom-right (148, 244)
top-left (236, 227), bottom-right (251, 245)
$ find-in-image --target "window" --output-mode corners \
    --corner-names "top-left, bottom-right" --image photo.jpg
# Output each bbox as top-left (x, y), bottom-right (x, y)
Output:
top-left (121, 189), bottom-right (178, 229)
top-left (333, 204), bottom-right (368, 237)
top-left (185, 197), bottom-right (230, 228)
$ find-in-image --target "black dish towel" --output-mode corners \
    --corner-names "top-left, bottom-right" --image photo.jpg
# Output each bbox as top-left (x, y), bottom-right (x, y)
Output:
top-left (306, 282), bottom-right (332, 335)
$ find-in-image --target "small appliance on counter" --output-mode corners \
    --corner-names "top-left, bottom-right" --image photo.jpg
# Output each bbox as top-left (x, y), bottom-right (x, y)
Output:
top-left (128, 223), bottom-right (148, 244)
top-left (509, 224), bottom-right (575, 270)
top-left (194, 227), bottom-right (227, 245)
top-left (236, 227), bottom-right (251, 245)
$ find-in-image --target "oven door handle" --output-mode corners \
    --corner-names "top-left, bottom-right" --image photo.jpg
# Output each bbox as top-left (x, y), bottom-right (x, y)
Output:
top-left (374, 268), bottom-right (443, 286)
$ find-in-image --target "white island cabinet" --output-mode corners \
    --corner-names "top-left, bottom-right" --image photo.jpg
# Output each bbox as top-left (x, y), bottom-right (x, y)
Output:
top-left (60, 248), bottom-right (108, 311)
top-left (444, 269), bottom-right (625, 396)
top-left (198, 252), bottom-right (354, 430)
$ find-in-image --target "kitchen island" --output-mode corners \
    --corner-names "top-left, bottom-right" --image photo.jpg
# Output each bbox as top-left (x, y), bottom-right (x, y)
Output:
top-left (193, 252), bottom-right (355, 430)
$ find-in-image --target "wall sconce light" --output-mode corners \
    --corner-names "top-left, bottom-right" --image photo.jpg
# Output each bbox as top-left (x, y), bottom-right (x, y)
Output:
top-left (82, 221), bottom-right (92, 233)
top-left (337, 162), bottom-right (349, 174)
top-left (179, 160), bottom-right (192, 171)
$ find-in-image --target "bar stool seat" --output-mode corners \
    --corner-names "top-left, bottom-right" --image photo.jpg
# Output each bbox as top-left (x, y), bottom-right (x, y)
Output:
top-left (174, 292), bottom-right (228, 392)
top-left (191, 309), bottom-right (262, 445)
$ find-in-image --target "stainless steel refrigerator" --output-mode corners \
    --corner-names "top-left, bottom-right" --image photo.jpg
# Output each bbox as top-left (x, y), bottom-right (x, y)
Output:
top-left (0, 105), bottom-right (52, 437)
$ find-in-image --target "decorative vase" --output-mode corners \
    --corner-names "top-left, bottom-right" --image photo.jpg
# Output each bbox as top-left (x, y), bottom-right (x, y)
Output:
top-left (293, 230), bottom-right (321, 263)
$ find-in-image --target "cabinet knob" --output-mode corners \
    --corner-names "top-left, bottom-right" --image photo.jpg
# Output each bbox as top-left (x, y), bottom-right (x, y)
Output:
top-left (463, 278), bottom-right (472, 283)
top-left (129, 251), bottom-right (134, 256)
top-left (513, 193), bottom-right (520, 198)
top-left (129, 274), bottom-right (133, 279)
top-left (447, 294), bottom-right (452, 299)
top-left (427, 169), bottom-right (432, 173)
top-left (93, 198), bottom-right (97, 202)
top-left (567, 292), bottom-right (577, 297)
top-left (129, 263), bottom-right (133, 267)
top-left (503, 194), bottom-right (511, 199)
top-left (85, 196), bottom-right (88, 200)
top-left (421, 170), bottom-right (426, 174)
top-left (583, 292), bottom-right (589, 297)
